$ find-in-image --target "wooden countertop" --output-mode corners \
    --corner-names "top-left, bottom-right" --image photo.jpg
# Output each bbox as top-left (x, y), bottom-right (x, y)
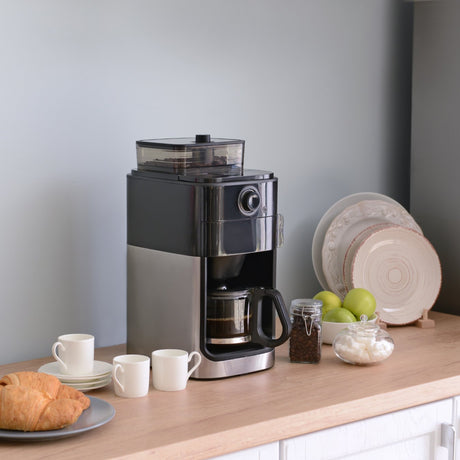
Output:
top-left (1, 311), bottom-right (460, 459)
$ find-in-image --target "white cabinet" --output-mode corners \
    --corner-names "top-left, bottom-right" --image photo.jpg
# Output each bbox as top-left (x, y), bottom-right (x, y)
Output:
top-left (211, 441), bottom-right (279, 460)
top-left (212, 398), bottom-right (458, 460)
top-left (280, 399), bottom-right (454, 460)
top-left (455, 396), bottom-right (460, 460)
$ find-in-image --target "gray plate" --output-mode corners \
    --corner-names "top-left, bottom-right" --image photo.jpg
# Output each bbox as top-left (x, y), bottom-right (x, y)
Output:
top-left (0, 396), bottom-right (115, 441)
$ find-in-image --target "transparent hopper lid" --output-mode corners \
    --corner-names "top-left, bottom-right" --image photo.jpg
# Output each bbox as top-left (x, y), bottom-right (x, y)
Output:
top-left (136, 134), bottom-right (245, 176)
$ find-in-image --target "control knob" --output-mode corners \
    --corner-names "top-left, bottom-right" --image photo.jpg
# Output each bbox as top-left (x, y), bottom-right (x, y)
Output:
top-left (238, 187), bottom-right (261, 215)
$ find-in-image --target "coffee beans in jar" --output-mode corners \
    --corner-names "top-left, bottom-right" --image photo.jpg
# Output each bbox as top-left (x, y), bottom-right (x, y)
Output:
top-left (289, 299), bottom-right (322, 363)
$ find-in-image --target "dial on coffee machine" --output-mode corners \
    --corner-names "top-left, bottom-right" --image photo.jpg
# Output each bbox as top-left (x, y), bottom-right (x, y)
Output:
top-left (127, 135), bottom-right (291, 379)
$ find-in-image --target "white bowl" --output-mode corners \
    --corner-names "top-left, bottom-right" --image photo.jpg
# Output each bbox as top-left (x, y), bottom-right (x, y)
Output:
top-left (322, 314), bottom-right (377, 345)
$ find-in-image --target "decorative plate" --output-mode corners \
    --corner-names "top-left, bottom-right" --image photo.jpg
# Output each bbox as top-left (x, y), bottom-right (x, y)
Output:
top-left (342, 223), bottom-right (394, 293)
top-left (350, 226), bottom-right (441, 325)
top-left (321, 200), bottom-right (422, 299)
top-left (312, 192), bottom-right (409, 291)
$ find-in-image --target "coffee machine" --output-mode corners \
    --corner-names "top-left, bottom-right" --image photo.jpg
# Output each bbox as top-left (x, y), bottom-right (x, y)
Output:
top-left (126, 135), bottom-right (291, 379)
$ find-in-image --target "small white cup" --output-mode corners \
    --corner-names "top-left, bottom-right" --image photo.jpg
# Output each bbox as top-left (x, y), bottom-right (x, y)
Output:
top-left (51, 333), bottom-right (94, 376)
top-left (112, 354), bottom-right (150, 398)
top-left (152, 349), bottom-right (202, 391)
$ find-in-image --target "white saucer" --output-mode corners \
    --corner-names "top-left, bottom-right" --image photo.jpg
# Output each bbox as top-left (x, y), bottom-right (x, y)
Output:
top-left (68, 375), bottom-right (111, 387)
top-left (312, 192), bottom-right (409, 291)
top-left (66, 376), bottom-right (112, 392)
top-left (38, 360), bottom-right (113, 382)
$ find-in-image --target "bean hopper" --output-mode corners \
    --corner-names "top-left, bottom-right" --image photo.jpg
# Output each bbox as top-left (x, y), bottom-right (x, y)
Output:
top-left (126, 135), bottom-right (291, 379)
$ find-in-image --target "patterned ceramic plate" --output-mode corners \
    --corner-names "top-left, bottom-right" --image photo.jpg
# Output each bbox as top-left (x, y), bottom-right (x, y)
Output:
top-left (312, 193), bottom-right (409, 292)
top-left (321, 200), bottom-right (422, 299)
top-left (351, 226), bottom-right (441, 325)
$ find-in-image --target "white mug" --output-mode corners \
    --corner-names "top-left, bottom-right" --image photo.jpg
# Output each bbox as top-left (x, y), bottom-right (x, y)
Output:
top-left (152, 349), bottom-right (202, 391)
top-left (112, 354), bottom-right (150, 398)
top-left (51, 334), bottom-right (94, 375)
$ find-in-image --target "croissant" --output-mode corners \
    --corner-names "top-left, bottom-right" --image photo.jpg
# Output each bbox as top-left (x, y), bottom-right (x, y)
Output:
top-left (0, 371), bottom-right (91, 431)
top-left (0, 371), bottom-right (90, 410)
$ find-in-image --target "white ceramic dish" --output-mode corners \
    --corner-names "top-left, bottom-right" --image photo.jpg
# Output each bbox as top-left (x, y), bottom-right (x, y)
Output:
top-left (0, 396), bottom-right (115, 441)
top-left (312, 193), bottom-right (409, 291)
top-left (38, 360), bottom-right (112, 382)
top-left (67, 376), bottom-right (112, 392)
top-left (322, 314), bottom-right (377, 345)
top-left (350, 226), bottom-right (442, 325)
top-left (322, 200), bottom-right (422, 299)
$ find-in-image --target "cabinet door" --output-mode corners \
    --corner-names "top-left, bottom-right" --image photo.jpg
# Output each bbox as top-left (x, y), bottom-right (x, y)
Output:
top-left (281, 399), bottom-right (453, 460)
top-left (455, 396), bottom-right (460, 460)
top-left (211, 441), bottom-right (279, 460)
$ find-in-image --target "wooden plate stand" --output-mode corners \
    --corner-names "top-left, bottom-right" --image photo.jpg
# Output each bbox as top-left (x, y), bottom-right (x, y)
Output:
top-left (415, 309), bottom-right (436, 328)
top-left (376, 309), bottom-right (436, 329)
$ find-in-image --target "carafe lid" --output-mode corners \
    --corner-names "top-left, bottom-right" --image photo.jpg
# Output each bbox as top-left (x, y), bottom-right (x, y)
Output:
top-left (208, 287), bottom-right (249, 299)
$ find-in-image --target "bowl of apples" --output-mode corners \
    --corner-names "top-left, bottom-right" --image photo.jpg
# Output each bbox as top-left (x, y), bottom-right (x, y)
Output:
top-left (314, 288), bottom-right (378, 344)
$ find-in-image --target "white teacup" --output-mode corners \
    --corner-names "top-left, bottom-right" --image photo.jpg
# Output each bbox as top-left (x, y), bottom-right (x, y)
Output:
top-left (113, 354), bottom-right (150, 398)
top-left (51, 334), bottom-right (94, 376)
top-left (152, 349), bottom-right (202, 391)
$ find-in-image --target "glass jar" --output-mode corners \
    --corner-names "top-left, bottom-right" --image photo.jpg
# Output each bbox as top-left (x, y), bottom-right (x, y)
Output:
top-left (289, 299), bottom-right (322, 363)
top-left (333, 322), bottom-right (394, 365)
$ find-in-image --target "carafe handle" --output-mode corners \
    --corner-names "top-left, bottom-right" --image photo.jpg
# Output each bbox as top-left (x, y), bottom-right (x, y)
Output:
top-left (250, 287), bottom-right (292, 348)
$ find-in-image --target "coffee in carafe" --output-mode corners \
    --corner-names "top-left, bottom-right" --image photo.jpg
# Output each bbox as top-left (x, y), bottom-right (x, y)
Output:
top-left (206, 289), bottom-right (252, 344)
top-left (206, 287), bottom-right (291, 348)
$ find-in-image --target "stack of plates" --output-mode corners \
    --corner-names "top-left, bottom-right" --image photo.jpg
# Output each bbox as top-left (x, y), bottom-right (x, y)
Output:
top-left (38, 360), bottom-right (112, 392)
top-left (312, 193), bottom-right (442, 325)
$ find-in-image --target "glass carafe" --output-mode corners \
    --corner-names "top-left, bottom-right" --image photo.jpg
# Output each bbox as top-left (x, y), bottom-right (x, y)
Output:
top-left (206, 287), bottom-right (291, 347)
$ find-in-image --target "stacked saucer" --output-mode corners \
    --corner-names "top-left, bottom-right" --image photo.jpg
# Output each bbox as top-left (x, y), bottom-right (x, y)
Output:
top-left (38, 360), bottom-right (112, 392)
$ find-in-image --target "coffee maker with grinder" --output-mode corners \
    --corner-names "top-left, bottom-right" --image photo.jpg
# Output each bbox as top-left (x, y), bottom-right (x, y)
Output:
top-left (127, 135), bottom-right (291, 379)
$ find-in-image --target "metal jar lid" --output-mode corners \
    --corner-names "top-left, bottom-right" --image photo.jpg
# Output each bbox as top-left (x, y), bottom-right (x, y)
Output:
top-left (290, 298), bottom-right (322, 316)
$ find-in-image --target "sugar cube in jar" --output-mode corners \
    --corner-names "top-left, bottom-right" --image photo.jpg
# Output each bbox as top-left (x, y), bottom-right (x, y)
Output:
top-left (332, 321), bottom-right (394, 365)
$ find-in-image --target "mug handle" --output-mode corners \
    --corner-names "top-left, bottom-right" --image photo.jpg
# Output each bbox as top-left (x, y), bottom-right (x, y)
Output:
top-left (187, 351), bottom-right (202, 379)
top-left (250, 287), bottom-right (292, 348)
top-left (51, 342), bottom-right (68, 372)
top-left (112, 363), bottom-right (125, 393)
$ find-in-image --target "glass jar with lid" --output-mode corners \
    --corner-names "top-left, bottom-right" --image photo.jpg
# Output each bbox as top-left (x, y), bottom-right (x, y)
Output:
top-left (333, 321), bottom-right (394, 365)
top-left (289, 299), bottom-right (322, 363)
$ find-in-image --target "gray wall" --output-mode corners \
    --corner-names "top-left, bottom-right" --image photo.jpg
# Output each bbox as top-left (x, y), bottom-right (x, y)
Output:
top-left (0, 0), bottom-right (413, 364)
top-left (411, 0), bottom-right (460, 316)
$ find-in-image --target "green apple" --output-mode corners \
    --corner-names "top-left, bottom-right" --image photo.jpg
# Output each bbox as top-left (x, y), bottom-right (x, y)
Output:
top-left (313, 290), bottom-right (342, 318)
top-left (321, 303), bottom-right (339, 319)
top-left (343, 288), bottom-right (376, 320)
top-left (323, 307), bottom-right (357, 323)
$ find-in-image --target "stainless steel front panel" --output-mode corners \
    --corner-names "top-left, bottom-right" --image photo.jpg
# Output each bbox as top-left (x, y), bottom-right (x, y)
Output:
top-left (193, 349), bottom-right (274, 379)
top-left (127, 245), bottom-right (202, 355)
top-left (127, 245), bottom-right (275, 379)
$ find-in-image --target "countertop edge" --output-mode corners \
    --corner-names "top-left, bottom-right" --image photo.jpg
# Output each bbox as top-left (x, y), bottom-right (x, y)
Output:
top-left (113, 374), bottom-right (460, 460)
